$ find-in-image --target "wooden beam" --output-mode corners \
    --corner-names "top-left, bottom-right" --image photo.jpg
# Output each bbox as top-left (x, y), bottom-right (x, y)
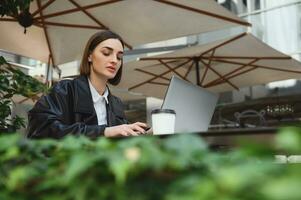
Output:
top-left (37, 0), bottom-right (55, 67)
top-left (135, 68), bottom-right (170, 81)
top-left (129, 59), bottom-right (191, 90)
top-left (0, 18), bottom-right (17, 21)
top-left (158, 59), bottom-right (185, 79)
top-left (201, 56), bottom-right (292, 60)
top-left (194, 57), bottom-right (200, 85)
top-left (149, 81), bottom-right (169, 86)
top-left (199, 32), bottom-right (248, 58)
top-left (68, 0), bottom-right (107, 29)
top-left (32, 0), bottom-right (55, 17)
top-left (199, 59), bottom-right (239, 90)
top-left (140, 56), bottom-right (191, 60)
top-left (183, 60), bottom-right (194, 80)
top-left (206, 62), bottom-right (301, 88)
top-left (205, 58), bottom-right (301, 74)
top-left (208, 67), bottom-right (257, 87)
top-left (204, 59), bottom-right (259, 87)
top-left (68, 0), bottom-right (132, 49)
top-left (34, 21), bottom-right (104, 29)
top-left (200, 49), bottom-right (215, 86)
top-left (34, 0), bottom-right (122, 20)
top-left (154, 0), bottom-right (251, 27)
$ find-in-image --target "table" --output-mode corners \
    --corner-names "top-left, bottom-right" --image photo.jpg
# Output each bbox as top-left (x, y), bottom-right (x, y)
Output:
top-left (201, 127), bottom-right (278, 150)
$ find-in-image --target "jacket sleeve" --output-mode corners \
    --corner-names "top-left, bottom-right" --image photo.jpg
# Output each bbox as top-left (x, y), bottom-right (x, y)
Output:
top-left (110, 95), bottom-right (129, 125)
top-left (26, 81), bottom-right (105, 139)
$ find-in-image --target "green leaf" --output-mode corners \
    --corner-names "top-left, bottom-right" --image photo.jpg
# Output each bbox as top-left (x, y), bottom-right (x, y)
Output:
top-left (262, 177), bottom-right (301, 200)
top-left (276, 127), bottom-right (301, 152)
top-left (163, 134), bottom-right (207, 169)
top-left (0, 55), bottom-right (47, 130)
top-left (0, 56), bottom-right (7, 65)
top-left (108, 150), bottom-right (134, 185)
top-left (6, 166), bottom-right (39, 190)
top-left (63, 152), bottom-right (97, 184)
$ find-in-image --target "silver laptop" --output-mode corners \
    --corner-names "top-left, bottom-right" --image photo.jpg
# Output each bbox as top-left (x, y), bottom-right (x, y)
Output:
top-left (161, 76), bottom-right (218, 133)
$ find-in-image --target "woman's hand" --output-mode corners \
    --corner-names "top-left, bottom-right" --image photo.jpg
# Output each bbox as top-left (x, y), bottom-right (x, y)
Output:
top-left (104, 122), bottom-right (148, 137)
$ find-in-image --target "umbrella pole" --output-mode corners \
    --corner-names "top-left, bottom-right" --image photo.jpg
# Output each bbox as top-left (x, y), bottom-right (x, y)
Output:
top-left (46, 54), bottom-right (51, 86)
top-left (194, 57), bottom-right (200, 86)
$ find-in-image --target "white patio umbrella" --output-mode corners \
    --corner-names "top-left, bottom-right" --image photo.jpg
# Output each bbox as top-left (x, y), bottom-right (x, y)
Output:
top-left (0, 0), bottom-right (250, 66)
top-left (119, 32), bottom-right (301, 99)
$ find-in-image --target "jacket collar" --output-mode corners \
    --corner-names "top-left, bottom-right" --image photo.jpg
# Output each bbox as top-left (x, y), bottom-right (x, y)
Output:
top-left (73, 75), bottom-right (112, 113)
top-left (88, 78), bottom-right (109, 104)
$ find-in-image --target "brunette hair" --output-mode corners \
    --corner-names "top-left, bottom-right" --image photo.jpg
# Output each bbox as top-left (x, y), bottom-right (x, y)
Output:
top-left (80, 30), bottom-right (124, 85)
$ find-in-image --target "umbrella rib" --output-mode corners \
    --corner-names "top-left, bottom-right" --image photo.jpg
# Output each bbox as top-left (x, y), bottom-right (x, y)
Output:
top-left (32, 0), bottom-right (56, 17)
top-left (135, 69), bottom-right (170, 81)
top-left (33, 0), bottom-right (122, 20)
top-left (68, 0), bottom-right (108, 29)
top-left (183, 60), bottom-right (194, 80)
top-left (204, 58), bottom-right (301, 88)
top-left (140, 56), bottom-right (191, 60)
top-left (199, 58), bottom-right (239, 90)
top-left (68, 0), bottom-right (132, 49)
top-left (149, 81), bottom-right (169, 86)
top-left (129, 59), bottom-right (191, 90)
top-left (200, 63), bottom-right (209, 86)
top-left (1, 10), bottom-right (44, 28)
top-left (203, 58), bottom-right (260, 88)
top-left (154, 0), bottom-right (251, 27)
top-left (200, 49), bottom-right (215, 86)
top-left (36, 0), bottom-right (55, 67)
top-left (34, 21), bottom-right (104, 29)
top-left (0, 18), bottom-right (42, 28)
top-left (0, 18), bottom-right (17, 22)
top-left (198, 33), bottom-right (247, 59)
top-left (158, 59), bottom-right (185, 79)
top-left (209, 67), bottom-right (257, 87)
top-left (202, 56), bottom-right (291, 59)
top-left (252, 65), bottom-right (301, 73)
top-left (207, 58), bottom-right (301, 74)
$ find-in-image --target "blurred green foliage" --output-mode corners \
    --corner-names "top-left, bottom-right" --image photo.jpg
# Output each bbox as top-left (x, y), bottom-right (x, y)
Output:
top-left (0, 127), bottom-right (300, 200)
top-left (0, 0), bottom-right (32, 17)
top-left (0, 56), bottom-right (48, 131)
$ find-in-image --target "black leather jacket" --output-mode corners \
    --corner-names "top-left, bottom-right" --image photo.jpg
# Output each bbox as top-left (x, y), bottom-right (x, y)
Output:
top-left (27, 75), bottom-right (128, 139)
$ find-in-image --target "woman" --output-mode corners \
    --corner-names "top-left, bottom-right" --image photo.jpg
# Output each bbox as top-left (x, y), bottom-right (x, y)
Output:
top-left (27, 30), bottom-right (148, 138)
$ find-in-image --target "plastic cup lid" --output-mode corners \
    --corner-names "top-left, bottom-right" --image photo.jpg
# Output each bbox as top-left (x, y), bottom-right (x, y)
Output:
top-left (151, 109), bottom-right (176, 114)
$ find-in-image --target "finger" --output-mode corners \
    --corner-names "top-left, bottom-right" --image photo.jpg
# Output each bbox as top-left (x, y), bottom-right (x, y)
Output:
top-left (134, 123), bottom-right (149, 132)
top-left (134, 122), bottom-right (148, 128)
top-left (121, 127), bottom-right (133, 136)
top-left (132, 124), bottom-right (146, 134)
top-left (128, 130), bottom-right (139, 136)
top-left (120, 131), bottom-right (129, 136)
top-left (132, 132), bottom-right (139, 136)
top-left (125, 126), bottom-right (139, 136)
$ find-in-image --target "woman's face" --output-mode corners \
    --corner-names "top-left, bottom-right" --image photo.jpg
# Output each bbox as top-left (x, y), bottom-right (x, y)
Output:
top-left (89, 38), bottom-right (123, 81)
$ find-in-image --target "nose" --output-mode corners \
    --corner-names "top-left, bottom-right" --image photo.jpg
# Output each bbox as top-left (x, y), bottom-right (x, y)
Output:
top-left (110, 54), bottom-right (118, 64)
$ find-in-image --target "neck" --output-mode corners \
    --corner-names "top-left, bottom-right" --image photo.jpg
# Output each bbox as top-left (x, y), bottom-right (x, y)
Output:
top-left (89, 72), bottom-right (107, 95)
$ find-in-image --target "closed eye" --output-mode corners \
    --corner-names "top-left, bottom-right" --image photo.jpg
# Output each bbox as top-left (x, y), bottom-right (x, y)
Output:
top-left (101, 47), bottom-right (123, 60)
top-left (117, 53), bottom-right (123, 60)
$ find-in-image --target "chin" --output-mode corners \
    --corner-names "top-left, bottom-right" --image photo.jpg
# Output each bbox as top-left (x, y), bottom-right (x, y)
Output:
top-left (106, 74), bottom-right (116, 80)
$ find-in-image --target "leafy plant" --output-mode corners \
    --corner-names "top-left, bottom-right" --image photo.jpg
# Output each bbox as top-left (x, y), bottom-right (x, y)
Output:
top-left (0, 56), bottom-right (48, 131)
top-left (0, 128), bottom-right (300, 200)
top-left (0, 1), bottom-right (47, 131)
top-left (0, 0), bottom-right (32, 17)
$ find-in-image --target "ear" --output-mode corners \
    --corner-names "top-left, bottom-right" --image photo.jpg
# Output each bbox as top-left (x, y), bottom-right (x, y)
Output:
top-left (88, 55), bottom-right (92, 62)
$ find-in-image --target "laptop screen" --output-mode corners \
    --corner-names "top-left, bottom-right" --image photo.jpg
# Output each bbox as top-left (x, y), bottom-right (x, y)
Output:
top-left (162, 76), bottom-right (218, 133)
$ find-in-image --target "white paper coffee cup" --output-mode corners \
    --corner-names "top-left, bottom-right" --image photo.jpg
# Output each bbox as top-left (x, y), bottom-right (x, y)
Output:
top-left (151, 109), bottom-right (176, 135)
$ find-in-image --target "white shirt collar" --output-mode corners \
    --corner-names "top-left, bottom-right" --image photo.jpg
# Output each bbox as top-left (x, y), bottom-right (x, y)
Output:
top-left (88, 78), bottom-right (109, 104)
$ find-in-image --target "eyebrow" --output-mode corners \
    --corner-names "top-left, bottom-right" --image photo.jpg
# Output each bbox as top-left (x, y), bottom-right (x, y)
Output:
top-left (101, 46), bottom-right (124, 54)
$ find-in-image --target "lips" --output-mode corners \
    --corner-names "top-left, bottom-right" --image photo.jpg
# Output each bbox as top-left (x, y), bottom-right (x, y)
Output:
top-left (106, 66), bottom-right (116, 73)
